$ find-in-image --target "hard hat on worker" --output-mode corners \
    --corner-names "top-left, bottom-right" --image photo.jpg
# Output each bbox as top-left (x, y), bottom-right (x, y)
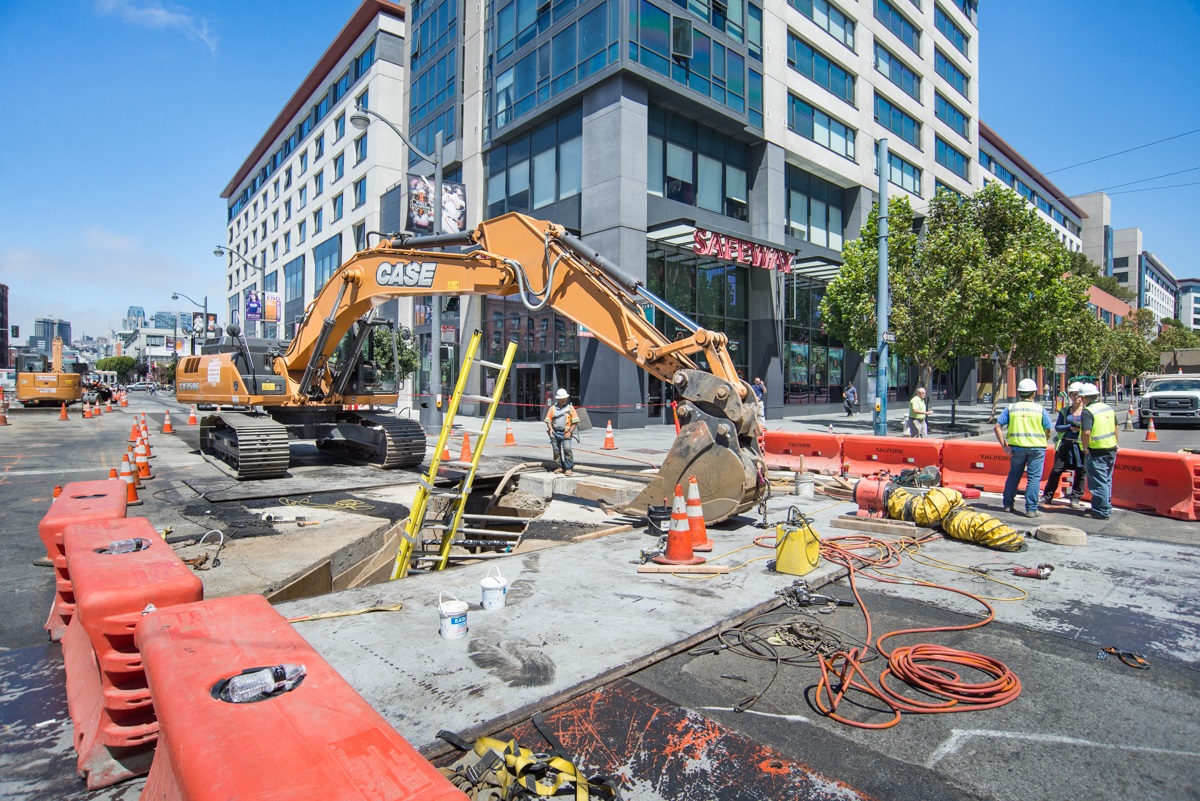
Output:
top-left (1017, 378), bottom-right (1038, 393)
top-left (1080, 383), bottom-right (1100, 397)
top-left (1068, 382), bottom-right (1082, 393)
top-left (555, 388), bottom-right (569, 400)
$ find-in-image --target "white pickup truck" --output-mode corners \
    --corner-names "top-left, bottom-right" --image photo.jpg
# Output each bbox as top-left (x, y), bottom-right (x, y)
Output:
top-left (1136, 374), bottom-right (1200, 428)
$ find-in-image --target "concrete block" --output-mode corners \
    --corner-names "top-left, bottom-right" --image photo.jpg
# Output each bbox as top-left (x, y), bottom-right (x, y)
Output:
top-left (1036, 524), bottom-right (1088, 546)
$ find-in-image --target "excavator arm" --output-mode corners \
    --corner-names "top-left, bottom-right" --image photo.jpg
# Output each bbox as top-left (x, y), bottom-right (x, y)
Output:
top-left (180, 212), bottom-right (766, 520)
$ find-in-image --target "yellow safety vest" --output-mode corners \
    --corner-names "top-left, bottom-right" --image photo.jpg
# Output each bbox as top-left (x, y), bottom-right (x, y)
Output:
top-left (1087, 401), bottom-right (1117, 449)
top-left (1005, 401), bottom-right (1046, 448)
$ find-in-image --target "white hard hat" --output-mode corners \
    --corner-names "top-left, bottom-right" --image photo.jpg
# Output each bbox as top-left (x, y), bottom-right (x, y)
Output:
top-left (1080, 383), bottom-right (1100, 396)
top-left (555, 388), bottom-right (569, 400)
top-left (1017, 378), bottom-right (1038, 393)
top-left (1068, 382), bottom-right (1082, 393)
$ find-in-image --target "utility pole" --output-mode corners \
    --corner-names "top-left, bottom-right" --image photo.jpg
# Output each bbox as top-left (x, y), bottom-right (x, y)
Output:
top-left (874, 139), bottom-right (890, 437)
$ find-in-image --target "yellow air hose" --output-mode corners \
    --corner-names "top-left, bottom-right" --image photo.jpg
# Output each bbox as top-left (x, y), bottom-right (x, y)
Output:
top-left (887, 486), bottom-right (1027, 552)
top-left (886, 486), bottom-right (964, 527)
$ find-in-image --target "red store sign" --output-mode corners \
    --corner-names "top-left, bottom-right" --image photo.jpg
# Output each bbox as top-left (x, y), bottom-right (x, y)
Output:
top-left (693, 228), bottom-right (794, 274)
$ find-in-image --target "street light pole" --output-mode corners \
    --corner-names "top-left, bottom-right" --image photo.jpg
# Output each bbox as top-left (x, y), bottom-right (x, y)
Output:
top-left (172, 292), bottom-right (209, 356)
top-left (349, 106), bottom-right (444, 428)
top-left (214, 245), bottom-right (262, 337)
top-left (874, 138), bottom-right (890, 437)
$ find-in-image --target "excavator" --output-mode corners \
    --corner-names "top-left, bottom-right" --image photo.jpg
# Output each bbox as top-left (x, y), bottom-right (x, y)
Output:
top-left (16, 337), bottom-right (84, 407)
top-left (175, 212), bottom-right (766, 522)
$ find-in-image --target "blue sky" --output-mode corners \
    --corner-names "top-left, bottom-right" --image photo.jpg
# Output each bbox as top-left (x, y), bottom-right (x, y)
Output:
top-left (1, 0), bottom-right (1197, 340)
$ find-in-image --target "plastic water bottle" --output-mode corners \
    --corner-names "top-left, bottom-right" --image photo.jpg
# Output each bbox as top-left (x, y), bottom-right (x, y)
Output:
top-left (107, 538), bottom-right (141, 554)
top-left (227, 664), bottom-right (306, 703)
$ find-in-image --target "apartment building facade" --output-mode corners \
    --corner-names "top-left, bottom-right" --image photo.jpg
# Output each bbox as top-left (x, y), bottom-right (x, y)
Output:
top-left (1179, 278), bottom-right (1200, 332)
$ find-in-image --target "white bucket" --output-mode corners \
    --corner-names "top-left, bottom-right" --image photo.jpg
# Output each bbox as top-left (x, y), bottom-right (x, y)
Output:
top-left (480, 566), bottom-right (508, 610)
top-left (438, 592), bottom-right (469, 639)
top-left (797, 472), bottom-right (815, 500)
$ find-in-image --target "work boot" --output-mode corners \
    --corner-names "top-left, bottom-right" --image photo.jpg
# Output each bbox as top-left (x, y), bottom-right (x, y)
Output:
top-left (564, 470), bottom-right (573, 477)
top-left (1069, 499), bottom-right (1084, 510)
top-left (1022, 509), bottom-right (1042, 519)
top-left (1003, 505), bottom-right (1014, 514)
top-left (554, 467), bottom-right (564, 474)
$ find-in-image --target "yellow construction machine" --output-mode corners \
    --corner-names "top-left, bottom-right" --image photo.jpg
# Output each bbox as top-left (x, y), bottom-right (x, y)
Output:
top-left (175, 213), bottom-right (766, 521)
top-left (16, 337), bottom-right (84, 407)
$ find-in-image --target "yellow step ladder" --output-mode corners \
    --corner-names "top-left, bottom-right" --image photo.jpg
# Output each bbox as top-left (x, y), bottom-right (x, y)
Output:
top-left (390, 332), bottom-right (517, 580)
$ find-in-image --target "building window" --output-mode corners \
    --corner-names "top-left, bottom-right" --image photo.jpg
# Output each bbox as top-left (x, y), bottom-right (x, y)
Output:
top-left (874, 92), bottom-right (921, 149)
top-left (748, 3), bottom-right (763, 60)
top-left (284, 231), bottom-right (291, 253)
top-left (284, 167), bottom-right (293, 190)
top-left (934, 92), bottom-right (969, 140)
top-left (334, 113), bottom-right (345, 142)
top-left (353, 178), bottom-right (366, 208)
top-left (272, 209), bottom-right (279, 231)
top-left (283, 255), bottom-right (305, 335)
top-left (314, 171), bottom-right (324, 197)
top-left (313, 209), bottom-right (323, 235)
top-left (353, 222), bottom-right (366, 251)
top-left (332, 193), bottom-right (344, 221)
top-left (788, 0), bottom-right (854, 49)
top-left (298, 221), bottom-right (307, 244)
top-left (874, 43), bottom-right (920, 102)
top-left (644, 108), bottom-right (749, 221)
top-left (354, 133), bottom-right (368, 165)
top-left (284, 199), bottom-right (292, 221)
top-left (785, 163), bottom-right (845, 249)
top-left (272, 240), bottom-right (279, 261)
top-left (876, 143), bottom-right (922, 195)
top-left (272, 179), bottom-right (280, 200)
top-left (298, 186), bottom-right (307, 210)
top-left (486, 107), bottom-right (583, 217)
top-left (787, 95), bottom-right (856, 160)
top-left (935, 49), bottom-right (969, 98)
top-left (333, 152), bottom-right (345, 181)
top-left (874, 0), bottom-right (920, 54)
top-left (934, 4), bottom-right (969, 55)
top-left (314, 133), bottom-right (324, 159)
top-left (299, 152), bottom-right (309, 175)
top-left (786, 33), bottom-right (855, 105)
top-left (313, 233), bottom-right (341, 288)
top-left (935, 135), bottom-right (970, 179)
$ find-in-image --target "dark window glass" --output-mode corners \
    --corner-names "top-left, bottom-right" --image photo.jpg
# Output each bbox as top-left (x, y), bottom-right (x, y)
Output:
top-left (935, 49), bottom-right (969, 98)
top-left (874, 93), bottom-right (921, 148)
top-left (934, 4), bottom-right (969, 55)
top-left (934, 92), bottom-right (969, 139)
top-left (786, 33), bottom-right (855, 105)
top-left (874, 0), bottom-right (919, 53)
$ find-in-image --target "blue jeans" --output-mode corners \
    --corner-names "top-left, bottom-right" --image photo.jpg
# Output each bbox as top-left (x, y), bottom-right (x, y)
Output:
top-left (1085, 449), bottom-right (1117, 518)
top-left (550, 432), bottom-right (574, 471)
top-left (1003, 447), bottom-right (1045, 513)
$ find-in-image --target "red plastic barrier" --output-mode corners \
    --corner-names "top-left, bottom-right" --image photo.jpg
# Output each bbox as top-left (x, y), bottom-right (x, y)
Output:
top-left (135, 595), bottom-right (467, 801)
top-left (762, 431), bottom-right (843, 473)
top-left (940, 441), bottom-right (1055, 495)
top-left (38, 479), bottom-right (128, 641)
top-left (1111, 449), bottom-right (1200, 521)
top-left (841, 435), bottom-right (943, 479)
top-left (63, 518), bottom-right (203, 789)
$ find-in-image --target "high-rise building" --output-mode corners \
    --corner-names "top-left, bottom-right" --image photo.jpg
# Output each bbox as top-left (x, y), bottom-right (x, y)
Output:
top-left (125, 306), bottom-right (147, 331)
top-left (0, 283), bottom-right (9, 368)
top-left (225, 0), bottom-right (983, 423)
top-left (1073, 191), bottom-right (1113, 277)
top-left (978, 122), bottom-right (1084, 252)
top-left (34, 318), bottom-right (72, 351)
top-left (1179, 278), bottom-right (1200, 332)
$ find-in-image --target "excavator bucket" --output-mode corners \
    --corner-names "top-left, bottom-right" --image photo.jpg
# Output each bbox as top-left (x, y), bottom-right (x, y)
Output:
top-left (617, 421), bottom-right (761, 523)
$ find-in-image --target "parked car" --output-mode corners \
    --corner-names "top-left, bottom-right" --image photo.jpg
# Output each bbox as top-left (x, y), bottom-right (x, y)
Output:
top-left (127, 382), bottom-right (150, 392)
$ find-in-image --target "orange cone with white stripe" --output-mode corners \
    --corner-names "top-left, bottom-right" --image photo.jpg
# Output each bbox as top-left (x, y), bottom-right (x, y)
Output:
top-left (685, 475), bottom-right (713, 552)
top-left (162, 410), bottom-right (174, 434)
top-left (83, 402), bottom-right (92, 420)
top-left (128, 421), bottom-right (141, 442)
top-left (601, 420), bottom-right (617, 450)
top-left (1145, 418), bottom-right (1158, 442)
top-left (460, 432), bottom-right (473, 462)
top-left (120, 392), bottom-right (128, 407)
top-left (187, 405), bottom-right (198, 425)
top-left (653, 486), bottom-right (704, 566)
top-left (119, 458), bottom-right (143, 506)
top-left (135, 440), bottom-right (153, 480)
top-left (106, 400), bottom-right (113, 413)
top-left (504, 418), bottom-right (517, 446)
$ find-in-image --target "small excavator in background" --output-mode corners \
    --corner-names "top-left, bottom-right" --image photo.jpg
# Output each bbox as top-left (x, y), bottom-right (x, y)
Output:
top-left (16, 336), bottom-right (84, 408)
top-left (175, 212), bottom-right (766, 522)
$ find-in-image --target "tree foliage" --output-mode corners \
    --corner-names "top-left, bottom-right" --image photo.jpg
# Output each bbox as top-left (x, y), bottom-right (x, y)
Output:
top-left (1110, 308), bottom-right (1161, 378)
top-left (1154, 320), bottom-right (1200, 352)
top-left (369, 325), bottom-right (421, 383)
top-left (95, 356), bottom-right (137, 382)
top-left (1066, 251), bottom-right (1135, 303)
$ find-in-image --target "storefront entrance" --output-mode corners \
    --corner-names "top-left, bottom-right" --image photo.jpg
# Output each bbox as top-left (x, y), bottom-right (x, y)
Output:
top-left (514, 367), bottom-right (542, 420)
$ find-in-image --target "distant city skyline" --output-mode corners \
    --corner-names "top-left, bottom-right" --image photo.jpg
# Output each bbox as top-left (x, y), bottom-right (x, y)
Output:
top-left (1, 0), bottom-right (1195, 338)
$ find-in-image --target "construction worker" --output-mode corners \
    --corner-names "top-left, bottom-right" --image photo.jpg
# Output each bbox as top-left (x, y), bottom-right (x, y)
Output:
top-left (1079, 382), bottom-right (1118, 520)
top-left (544, 388), bottom-right (579, 476)
top-left (1042, 382), bottom-right (1086, 509)
top-left (993, 377), bottom-right (1054, 518)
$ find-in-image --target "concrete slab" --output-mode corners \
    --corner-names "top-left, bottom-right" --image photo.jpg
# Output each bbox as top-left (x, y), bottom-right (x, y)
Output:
top-left (273, 494), bottom-right (855, 756)
top-left (183, 468), bottom-right (424, 502)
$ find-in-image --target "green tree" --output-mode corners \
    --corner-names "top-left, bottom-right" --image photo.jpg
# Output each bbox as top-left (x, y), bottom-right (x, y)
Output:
top-left (1110, 308), bottom-right (1160, 380)
top-left (973, 182), bottom-right (1091, 419)
top-left (1153, 316), bottom-right (1199, 353)
top-left (95, 356), bottom-right (137, 382)
top-left (369, 325), bottom-right (420, 384)
top-left (1066, 251), bottom-right (1135, 303)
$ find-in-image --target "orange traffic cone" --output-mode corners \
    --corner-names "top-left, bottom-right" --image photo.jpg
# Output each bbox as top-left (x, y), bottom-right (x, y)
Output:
top-left (653, 487), bottom-right (704, 566)
top-left (53, 485), bottom-right (63, 500)
top-left (120, 392), bottom-right (128, 407)
top-left (460, 432), bottom-right (473, 462)
top-left (121, 452), bottom-right (141, 488)
top-left (95, 401), bottom-right (104, 415)
top-left (1124, 402), bottom-right (1135, 431)
top-left (162, 410), bottom-right (174, 434)
top-left (106, 400), bottom-right (113, 413)
top-left (0, 403), bottom-right (8, 427)
top-left (1145, 418), bottom-right (1158, 442)
top-left (187, 405), bottom-right (198, 425)
top-left (108, 467), bottom-right (118, 479)
top-left (128, 421), bottom-right (141, 442)
top-left (601, 420), bottom-right (617, 450)
top-left (142, 433), bottom-right (156, 459)
top-left (135, 440), bottom-right (153, 480)
top-left (83, 402), bottom-right (92, 420)
top-left (504, 418), bottom-right (517, 446)
top-left (119, 459), bottom-right (143, 506)
top-left (685, 476), bottom-right (713, 552)
top-left (59, 403), bottom-right (69, 421)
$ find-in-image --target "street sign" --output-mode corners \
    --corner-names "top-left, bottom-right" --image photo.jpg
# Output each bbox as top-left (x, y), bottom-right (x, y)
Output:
top-left (1055, 354), bottom-right (1067, 372)
top-left (882, 331), bottom-right (896, 344)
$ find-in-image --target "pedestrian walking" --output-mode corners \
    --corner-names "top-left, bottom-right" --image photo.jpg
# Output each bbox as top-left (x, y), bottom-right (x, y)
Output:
top-left (1080, 382), bottom-right (1118, 520)
top-left (1042, 382), bottom-right (1086, 509)
top-left (843, 383), bottom-right (858, 417)
top-left (994, 378), bottom-right (1054, 518)
top-left (906, 387), bottom-right (931, 438)
top-left (751, 377), bottom-right (767, 427)
top-left (544, 388), bottom-right (579, 476)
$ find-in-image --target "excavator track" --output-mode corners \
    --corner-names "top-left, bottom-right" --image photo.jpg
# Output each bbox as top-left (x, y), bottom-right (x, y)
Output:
top-left (318, 410), bottom-right (426, 468)
top-left (200, 412), bottom-right (291, 480)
